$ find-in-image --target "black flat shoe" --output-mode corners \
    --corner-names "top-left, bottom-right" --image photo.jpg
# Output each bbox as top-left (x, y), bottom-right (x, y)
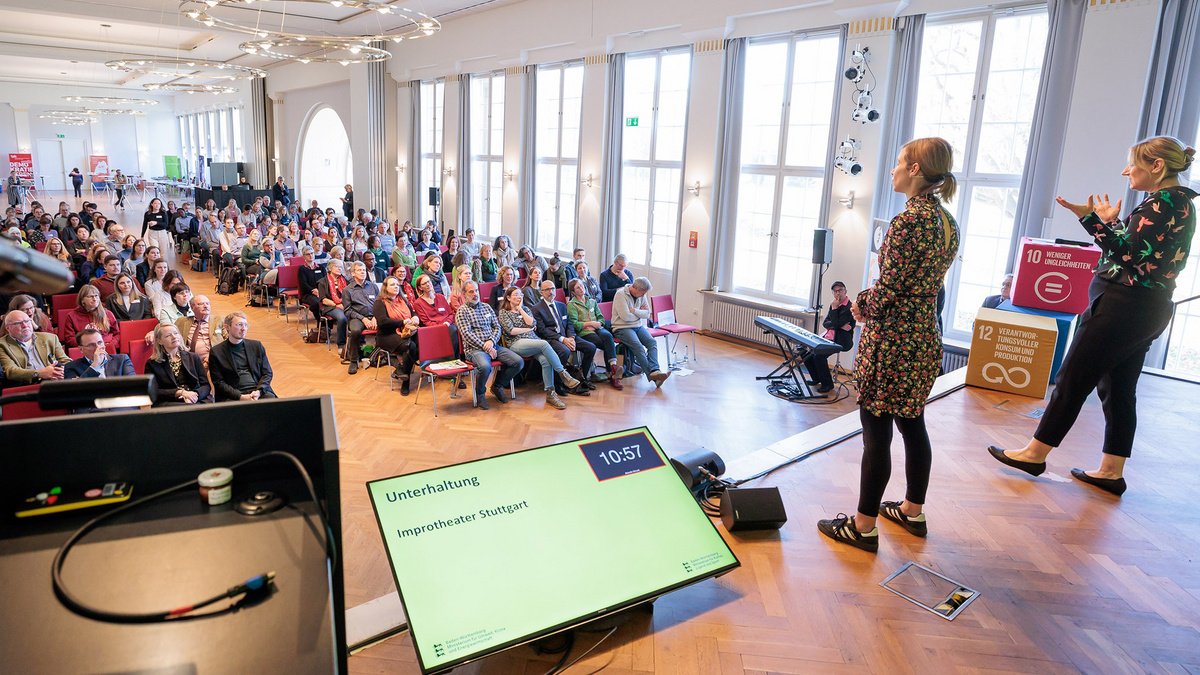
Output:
top-left (1070, 469), bottom-right (1126, 496)
top-left (987, 446), bottom-right (1046, 477)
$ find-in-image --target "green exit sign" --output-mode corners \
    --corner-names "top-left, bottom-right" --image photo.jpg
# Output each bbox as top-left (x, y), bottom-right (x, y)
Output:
top-left (625, 117), bottom-right (639, 127)
top-left (56, 134), bottom-right (65, 138)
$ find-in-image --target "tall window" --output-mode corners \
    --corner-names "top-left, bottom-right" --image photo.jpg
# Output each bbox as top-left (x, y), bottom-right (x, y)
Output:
top-left (1164, 124), bottom-right (1200, 376)
top-left (179, 116), bottom-right (190, 175)
top-left (535, 62), bottom-right (583, 254)
top-left (299, 107), bottom-right (353, 211)
top-left (619, 49), bottom-right (691, 273)
top-left (471, 72), bottom-right (505, 238)
top-left (420, 79), bottom-right (446, 226)
top-left (913, 7), bottom-right (1049, 336)
top-left (732, 33), bottom-right (841, 304)
top-left (232, 108), bottom-right (244, 162)
top-left (218, 110), bottom-right (230, 162)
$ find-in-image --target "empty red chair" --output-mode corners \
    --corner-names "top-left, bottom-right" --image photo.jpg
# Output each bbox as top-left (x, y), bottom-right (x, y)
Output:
top-left (1, 384), bottom-right (67, 421)
top-left (478, 281), bottom-right (497, 302)
top-left (126, 340), bottom-right (154, 376)
top-left (68, 347), bottom-right (83, 361)
top-left (119, 318), bottom-right (160, 356)
top-left (34, 242), bottom-right (47, 252)
top-left (650, 294), bottom-right (698, 360)
top-left (51, 293), bottom-right (77, 318)
top-left (554, 288), bottom-right (565, 303)
top-left (288, 256), bottom-right (305, 266)
top-left (598, 302), bottom-right (613, 322)
top-left (413, 325), bottom-right (473, 417)
top-left (275, 264), bottom-right (302, 321)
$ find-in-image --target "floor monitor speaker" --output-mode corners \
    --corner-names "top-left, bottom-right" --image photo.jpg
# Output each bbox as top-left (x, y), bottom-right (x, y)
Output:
top-left (720, 487), bottom-right (787, 532)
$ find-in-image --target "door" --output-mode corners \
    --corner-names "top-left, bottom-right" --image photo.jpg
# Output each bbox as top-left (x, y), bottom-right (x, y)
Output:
top-left (62, 139), bottom-right (88, 193)
top-left (36, 139), bottom-right (66, 191)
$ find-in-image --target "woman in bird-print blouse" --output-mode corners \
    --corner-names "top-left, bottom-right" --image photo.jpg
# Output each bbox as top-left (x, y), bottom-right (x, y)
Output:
top-left (990, 136), bottom-right (1197, 497)
top-left (817, 137), bottom-right (960, 553)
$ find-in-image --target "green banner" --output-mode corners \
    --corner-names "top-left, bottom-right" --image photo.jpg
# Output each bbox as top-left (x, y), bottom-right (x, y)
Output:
top-left (163, 155), bottom-right (182, 179)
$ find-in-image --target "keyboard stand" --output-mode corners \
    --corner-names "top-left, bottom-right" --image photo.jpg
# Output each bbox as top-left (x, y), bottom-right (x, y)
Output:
top-left (756, 331), bottom-right (821, 401)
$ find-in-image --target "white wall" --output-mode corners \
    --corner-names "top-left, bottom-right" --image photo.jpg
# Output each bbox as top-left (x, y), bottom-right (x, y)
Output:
top-left (277, 80), bottom-right (353, 210)
top-left (262, 0), bottom-right (1163, 331)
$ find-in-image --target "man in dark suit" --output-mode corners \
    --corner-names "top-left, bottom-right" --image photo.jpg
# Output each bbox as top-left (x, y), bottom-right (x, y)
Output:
top-left (64, 328), bottom-right (138, 412)
top-left (982, 274), bottom-right (1014, 309)
top-left (532, 280), bottom-right (596, 396)
top-left (64, 328), bottom-right (135, 380)
top-left (207, 311), bottom-right (277, 401)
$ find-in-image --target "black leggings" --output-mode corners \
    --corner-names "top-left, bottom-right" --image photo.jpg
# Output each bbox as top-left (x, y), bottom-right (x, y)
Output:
top-left (1034, 277), bottom-right (1173, 458)
top-left (857, 408), bottom-right (932, 518)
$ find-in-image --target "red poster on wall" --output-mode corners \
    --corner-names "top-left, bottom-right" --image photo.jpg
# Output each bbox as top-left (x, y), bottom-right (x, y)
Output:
top-left (8, 153), bottom-right (33, 180)
top-left (89, 155), bottom-right (110, 180)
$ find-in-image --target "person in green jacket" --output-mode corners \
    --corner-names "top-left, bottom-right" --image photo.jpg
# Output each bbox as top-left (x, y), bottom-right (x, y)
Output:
top-left (240, 229), bottom-right (263, 275)
top-left (391, 232), bottom-right (417, 271)
top-left (566, 278), bottom-right (622, 389)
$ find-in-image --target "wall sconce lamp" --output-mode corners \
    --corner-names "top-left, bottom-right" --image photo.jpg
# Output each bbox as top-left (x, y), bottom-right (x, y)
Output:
top-left (396, 164), bottom-right (405, 173)
top-left (685, 181), bottom-right (701, 196)
top-left (838, 190), bottom-right (855, 209)
top-left (442, 167), bottom-right (453, 177)
top-left (580, 173), bottom-right (594, 188)
top-left (505, 169), bottom-right (515, 182)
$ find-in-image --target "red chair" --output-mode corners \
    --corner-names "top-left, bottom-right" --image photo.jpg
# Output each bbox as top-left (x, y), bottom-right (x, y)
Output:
top-left (51, 293), bottom-right (76, 319)
top-left (478, 281), bottom-right (497, 302)
top-left (515, 278), bottom-right (526, 288)
top-left (650, 294), bottom-right (698, 361)
top-left (517, 267), bottom-right (528, 280)
top-left (1, 384), bottom-right (67, 421)
top-left (598, 302), bottom-right (613, 322)
top-left (68, 347), bottom-right (83, 360)
top-left (34, 242), bottom-right (47, 252)
top-left (126, 340), bottom-right (153, 375)
top-left (413, 325), bottom-right (473, 417)
top-left (275, 264), bottom-right (302, 321)
top-left (119, 318), bottom-right (160, 356)
top-left (288, 256), bottom-right (305, 266)
top-left (438, 245), bottom-right (449, 254)
top-left (54, 309), bottom-right (72, 341)
top-left (554, 288), bottom-right (566, 303)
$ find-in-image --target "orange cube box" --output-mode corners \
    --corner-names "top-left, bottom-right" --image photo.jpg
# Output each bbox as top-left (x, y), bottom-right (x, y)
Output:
top-left (965, 308), bottom-right (1059, 399)
top-left (1011, 237), bottom-right (1102, 315)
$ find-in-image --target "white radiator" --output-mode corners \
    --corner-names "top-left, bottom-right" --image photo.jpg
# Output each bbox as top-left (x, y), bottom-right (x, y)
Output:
top-left (706, 298), bottom-right (814, 347)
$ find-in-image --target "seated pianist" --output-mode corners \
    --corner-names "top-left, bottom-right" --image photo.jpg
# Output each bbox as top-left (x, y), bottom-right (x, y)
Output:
top-left (805, 281), bottom-right (856, 394)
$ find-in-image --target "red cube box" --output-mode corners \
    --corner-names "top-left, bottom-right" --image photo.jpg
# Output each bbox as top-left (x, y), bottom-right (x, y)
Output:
top-left (1011, 237), bottom-right (1102, 315)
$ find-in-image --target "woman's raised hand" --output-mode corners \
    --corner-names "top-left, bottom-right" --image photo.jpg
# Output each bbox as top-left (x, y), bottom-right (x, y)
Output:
top-left (1092, 193), bottom-right (1122, 223)
top-left (1055, 195), bottom-right (1094, 219)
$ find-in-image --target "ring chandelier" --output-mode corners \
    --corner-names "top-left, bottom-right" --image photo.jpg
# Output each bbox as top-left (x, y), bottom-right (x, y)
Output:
top-left (146, 83), bottom-right (240, 94)
top-left (105, 57), bottom-right (267, 80)
top-left (40, 109), bottom-right (138, 118)
top-left (179, 0), bottom-right (441, 63)
top-left (63, 95), bottom-right (159, 105)
top-left (243, 38), bottom-right (390, 64)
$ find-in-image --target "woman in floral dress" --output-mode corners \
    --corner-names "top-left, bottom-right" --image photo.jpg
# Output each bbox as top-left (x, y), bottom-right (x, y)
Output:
top-left (818, 138), bottom-right (960, 553)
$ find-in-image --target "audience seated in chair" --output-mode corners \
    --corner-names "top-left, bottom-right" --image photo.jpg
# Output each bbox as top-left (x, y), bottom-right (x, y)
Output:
top-left (62, 284), bottom-right (120, 349)
top-left (157, 283), bottom-right (193, 325)
top-left (104, 273), bottom-right (153, 321)
top-left (455, 281), bottom-right (522, 410)
top-left (567, 278), bottom-right (623, 390)
top-left (0, 309), bottom-right (70, 385)
top-left (318, 258), bottom-right (350, 352)
top-left (64, 328), bottom-right (138, 412)
top-left (533, 279), bottom-right (595, 397)
top-left (342, 260), bottom-right (379, 375)
top-left (599, 253), bottom-right (634, 302)
top-left (497, 286), bottom-right (580, 410)
top-left (144, 323), bottom-right (213, 406)
top-left (374, 275), bottom-right (420, 395)
top-left (176, 295), bottom-right (223, 367)
top-left (611, 277), bottom-right (670, 388)
top-left (207, 311), bottom-right (277, 401)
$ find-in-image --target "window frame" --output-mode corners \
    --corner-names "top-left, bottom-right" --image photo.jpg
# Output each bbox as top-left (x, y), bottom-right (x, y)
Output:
top-left (534, 60), bottom-right (585, 256)
top-left (420, 79), bottom-right (446, 227)
top-left (470, 70), bottom-right (506, 239)
top-left (917, 5), bottom-right (1050, 341)
top-left (618, 46), bottom-right (693, 275)
top-left (731, 30), bottom-right (844, 307)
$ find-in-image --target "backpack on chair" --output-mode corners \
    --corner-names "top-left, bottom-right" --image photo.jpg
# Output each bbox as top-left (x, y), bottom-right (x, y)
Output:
top-left (217, 266), bottom-right (243, 295)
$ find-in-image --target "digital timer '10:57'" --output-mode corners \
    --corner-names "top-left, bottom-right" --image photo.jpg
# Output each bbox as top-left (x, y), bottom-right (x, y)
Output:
top-left (579, 432), bottom-right (665, 481)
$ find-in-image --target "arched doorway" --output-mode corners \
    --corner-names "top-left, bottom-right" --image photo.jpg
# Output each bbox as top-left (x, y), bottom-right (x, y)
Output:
top-left (298, 106), bottom-right (353, 212)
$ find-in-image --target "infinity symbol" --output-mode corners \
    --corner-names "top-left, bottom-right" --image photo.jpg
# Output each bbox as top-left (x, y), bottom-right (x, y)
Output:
top-left (982, 362), bottom-right (1031, 388)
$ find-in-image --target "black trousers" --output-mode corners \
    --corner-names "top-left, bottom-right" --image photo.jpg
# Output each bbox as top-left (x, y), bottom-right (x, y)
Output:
top-left (857, 408), bottom-right (932, 518)
top-left (1034, 277), bottom-right (1174, 458)
top-left (804, 353), bottom-right (833, 387)
top-left (549, 337), bottom-right (598, 381)
top-left (376, 333), bottom-right (415, 377)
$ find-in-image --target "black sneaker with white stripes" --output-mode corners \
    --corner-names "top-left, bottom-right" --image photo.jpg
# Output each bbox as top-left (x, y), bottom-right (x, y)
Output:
top-left (817, 513), bottom-right (879, 553)
top-left (878, 501), bottom-right (927, 537)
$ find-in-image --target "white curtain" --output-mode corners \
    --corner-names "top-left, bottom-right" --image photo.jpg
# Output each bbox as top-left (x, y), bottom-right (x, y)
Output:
top-left (457, 75), bottom-right (472, 236)
top-left (706, 39), bottom-right (746, 291)
top-left (1008, 0), bottom-right (1089, 258)
top-left (870, 15), bottom-right (925, 227)
top-left (598, 53), bottom-right (625, 267)
top-left (409, 80), bottom-right (422, 227)
top-left (518, 67), bottom-right (537, 248)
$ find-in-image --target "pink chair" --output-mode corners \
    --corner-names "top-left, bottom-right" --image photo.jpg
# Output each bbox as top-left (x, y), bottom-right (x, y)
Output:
top-left (50, 293), bottom-right (77, 319)
top-left (34, 242), bottom-right (47, 252)
top-left (275, 264), bottom-right (302, 321)
top-left (413, 325), bottom-right (473, 417)
top-left (68, 347), bottom-right (83, 361)
top-left (598, 302), bottom-right (613, 322)
top-left (126, 340), bottom-right (153, 375)
top-left (650, 294), bottom-right (698, 360)
top-left (119, 318), bottom-right (159, 356)
top-left (554, 288), bottom-right (565, 304)
top-left (478, 281), bottom-right (498, 303)
top-left (288, 256), bottom-right (305, 266)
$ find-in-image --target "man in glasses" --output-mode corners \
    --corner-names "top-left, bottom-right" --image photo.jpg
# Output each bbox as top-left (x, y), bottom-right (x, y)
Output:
top-left (0, 310), bottom-right (70, 385)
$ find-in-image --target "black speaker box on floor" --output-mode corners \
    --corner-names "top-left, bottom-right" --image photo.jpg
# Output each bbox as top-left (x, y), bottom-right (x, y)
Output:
top-left (719, 487), bottom-right (787, 532)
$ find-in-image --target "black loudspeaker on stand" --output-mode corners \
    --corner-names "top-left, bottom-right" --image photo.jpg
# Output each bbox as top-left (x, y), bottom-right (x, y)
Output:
top-left (720, 488), bottom-right (788, 532)
top-left (810, 228), bottom-right (833, 333)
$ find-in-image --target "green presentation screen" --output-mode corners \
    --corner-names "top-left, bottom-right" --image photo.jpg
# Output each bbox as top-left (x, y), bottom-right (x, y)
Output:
top-left (367, 427), bottom-right (740, 673)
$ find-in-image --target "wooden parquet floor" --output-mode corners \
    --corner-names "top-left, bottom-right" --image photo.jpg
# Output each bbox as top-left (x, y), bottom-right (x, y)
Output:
top-left (173, 243), bottom-right (1200, 674)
